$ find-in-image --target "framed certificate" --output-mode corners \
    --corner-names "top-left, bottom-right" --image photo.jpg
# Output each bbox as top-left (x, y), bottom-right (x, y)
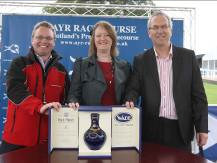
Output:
top-left (112, 106), bottom-right (141, 151)
top-left (48, 107), bottom-right (78, 153)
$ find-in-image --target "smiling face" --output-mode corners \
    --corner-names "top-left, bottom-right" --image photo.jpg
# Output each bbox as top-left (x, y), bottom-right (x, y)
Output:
top-left (31, 26), bottom-right (55, 57)
top-left (148, 15), bottom-right (172, 48)
top-left (94, 26), bottom-right (113, 54)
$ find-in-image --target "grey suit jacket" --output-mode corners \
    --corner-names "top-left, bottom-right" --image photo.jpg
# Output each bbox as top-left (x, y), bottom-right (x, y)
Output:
top-left (125, 45), bottom-right (208, 143)
top-left (68, 56), bottom-right (131, 105)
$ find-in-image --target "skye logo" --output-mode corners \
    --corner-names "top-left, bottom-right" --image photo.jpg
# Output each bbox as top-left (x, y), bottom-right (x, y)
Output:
top-left (115, 112), bottom-right (132, 122)
top-left (3, 44), bottom-right (19, 54)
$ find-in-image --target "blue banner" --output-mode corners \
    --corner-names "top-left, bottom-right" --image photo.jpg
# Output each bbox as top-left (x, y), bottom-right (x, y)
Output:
top-left (0, 14), bottom-right (183, 139)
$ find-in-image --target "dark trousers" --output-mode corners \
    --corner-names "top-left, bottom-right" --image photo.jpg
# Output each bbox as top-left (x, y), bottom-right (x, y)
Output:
top-left (0, 140), bottom-right (25, 154)
top-left (142, 117), bottom-right (191, 152)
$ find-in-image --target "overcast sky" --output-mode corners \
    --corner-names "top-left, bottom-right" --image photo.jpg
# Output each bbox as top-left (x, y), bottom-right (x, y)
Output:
top-left (154, 1), bottom-right (217, 60)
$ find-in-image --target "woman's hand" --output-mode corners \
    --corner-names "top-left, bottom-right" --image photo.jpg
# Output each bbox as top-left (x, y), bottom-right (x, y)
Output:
top-left (68, 102), bottom-right (80, 110)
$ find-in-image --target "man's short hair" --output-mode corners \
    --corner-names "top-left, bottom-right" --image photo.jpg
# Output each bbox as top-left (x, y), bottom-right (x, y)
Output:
top-left (31, 21), bottom-right (56, 40)
top-left (147, 11), bottom-right (173, 30)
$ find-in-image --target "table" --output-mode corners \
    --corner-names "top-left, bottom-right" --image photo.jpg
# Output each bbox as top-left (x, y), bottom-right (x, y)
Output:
top-left (0, 143), bottom-right (212, 163)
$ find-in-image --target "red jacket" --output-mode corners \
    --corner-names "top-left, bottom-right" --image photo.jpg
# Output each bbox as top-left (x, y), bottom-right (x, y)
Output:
top-left (2, 48), bottom-right (70, 146)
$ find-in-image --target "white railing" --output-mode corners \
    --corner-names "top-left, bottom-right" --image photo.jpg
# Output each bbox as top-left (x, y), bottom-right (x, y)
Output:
top-left (201, 68), bottom-right (217, 81)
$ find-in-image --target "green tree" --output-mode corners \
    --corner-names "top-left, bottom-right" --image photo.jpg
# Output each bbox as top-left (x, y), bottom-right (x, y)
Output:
top-left (43, 0), bottom-right (154, 16)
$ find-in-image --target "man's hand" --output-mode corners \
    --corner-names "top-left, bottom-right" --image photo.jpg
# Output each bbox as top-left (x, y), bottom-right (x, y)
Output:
top-left (125, 101), bottom-right (134, 109)
top-left (40, 102), bottom-right (62, 115)
top-left (196, 132), bottom-right (208, 147)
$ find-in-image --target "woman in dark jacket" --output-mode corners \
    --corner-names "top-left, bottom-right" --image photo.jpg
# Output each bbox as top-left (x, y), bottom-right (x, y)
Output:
top-left (67, 21), bottom-right (131, 108)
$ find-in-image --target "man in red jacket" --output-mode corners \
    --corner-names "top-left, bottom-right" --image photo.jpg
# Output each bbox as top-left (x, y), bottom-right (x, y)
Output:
top-left (0, 21), bottom-right (70, 154)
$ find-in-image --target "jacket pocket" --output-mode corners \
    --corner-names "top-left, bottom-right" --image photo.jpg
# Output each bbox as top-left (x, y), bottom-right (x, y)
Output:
top-left (45, 69), bottom-right (66, 102)
top-left (45, 84), bottom-right (64, 102)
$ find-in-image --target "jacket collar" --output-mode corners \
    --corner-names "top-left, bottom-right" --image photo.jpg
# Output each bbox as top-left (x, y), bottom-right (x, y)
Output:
top-left (85, 55), bottom-right (124, 83)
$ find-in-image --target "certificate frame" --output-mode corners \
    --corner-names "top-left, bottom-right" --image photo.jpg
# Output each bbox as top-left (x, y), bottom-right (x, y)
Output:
top-left (112, 106), bottom-right (141, 152)
top-left (48, 107), bottom-right (78, 153)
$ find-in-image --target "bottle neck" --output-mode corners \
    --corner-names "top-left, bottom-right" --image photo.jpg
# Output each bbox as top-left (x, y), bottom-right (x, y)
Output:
top-left (91, 113), bottom-right (99, 128)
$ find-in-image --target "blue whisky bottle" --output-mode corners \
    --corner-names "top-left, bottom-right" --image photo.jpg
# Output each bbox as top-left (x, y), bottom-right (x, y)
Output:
top-left (84, 113), bottom-right (106, 150)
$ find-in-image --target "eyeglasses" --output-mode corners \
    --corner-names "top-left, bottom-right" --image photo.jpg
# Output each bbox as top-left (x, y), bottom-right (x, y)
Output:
top-left (34, 35), bottom-right (54, 41)
top-left (149, 25), bottom-right (170, 31)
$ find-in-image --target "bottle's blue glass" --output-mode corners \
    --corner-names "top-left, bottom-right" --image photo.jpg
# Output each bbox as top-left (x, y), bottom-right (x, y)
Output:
top-left (84, 113), bottom-right (106, 150)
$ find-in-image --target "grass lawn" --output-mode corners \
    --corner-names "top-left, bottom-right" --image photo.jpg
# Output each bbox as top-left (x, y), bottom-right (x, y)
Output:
top-left (203, 82), bottom-right (217, 104)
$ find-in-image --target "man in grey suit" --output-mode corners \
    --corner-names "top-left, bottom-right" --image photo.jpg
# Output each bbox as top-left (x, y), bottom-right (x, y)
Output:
top-left (125, 11), bottom-right (208, 152)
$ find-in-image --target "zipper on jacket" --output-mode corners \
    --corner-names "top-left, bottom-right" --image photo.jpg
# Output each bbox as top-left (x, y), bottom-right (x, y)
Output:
top-left (38, 70), bottom-right (46, 144)
top-left (37, 56), bottom-right (60, 143)
top-left (42, 69), bottom-right (47, 104)
top-left (42, 58), bottom-right (57, 103)
top-left (42, 57), bottom-right (56, 104)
